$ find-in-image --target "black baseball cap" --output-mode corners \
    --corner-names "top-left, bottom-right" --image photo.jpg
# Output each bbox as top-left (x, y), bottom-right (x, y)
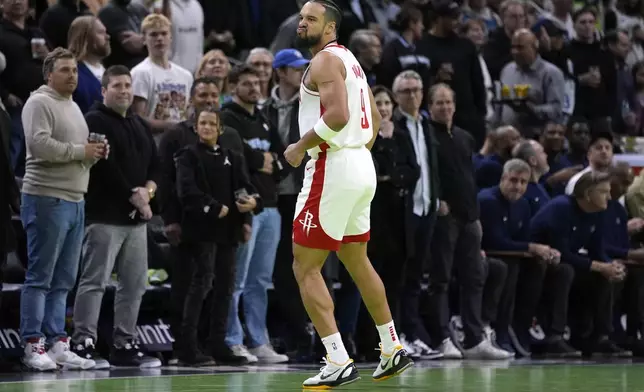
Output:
top-left (432, 0), bottom-right (460, 18)
top-left (589, 131), bottom-right (614, 148)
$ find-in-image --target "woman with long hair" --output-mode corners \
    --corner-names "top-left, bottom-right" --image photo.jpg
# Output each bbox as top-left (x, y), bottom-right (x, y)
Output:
top-left (196, 49), bottom-right (232, 106)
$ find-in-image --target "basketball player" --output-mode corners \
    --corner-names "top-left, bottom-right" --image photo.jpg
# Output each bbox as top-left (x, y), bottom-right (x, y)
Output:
top-left (283, 0), bottom-right (413, 388)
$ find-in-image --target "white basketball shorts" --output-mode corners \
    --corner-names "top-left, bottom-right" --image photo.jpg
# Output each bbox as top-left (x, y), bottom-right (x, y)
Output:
top-left (292, 144), bottom-right (377, 251)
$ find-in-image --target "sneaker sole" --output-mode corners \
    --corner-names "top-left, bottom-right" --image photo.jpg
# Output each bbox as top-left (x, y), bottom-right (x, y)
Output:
top-left (373, 358), bottom-right (414, 382)
top-left (302, 375), bottom-right (361, 390)
top-left (303, 365), bottom-right (361, 389)
top-left (21, 362), bottom-right (58, 372)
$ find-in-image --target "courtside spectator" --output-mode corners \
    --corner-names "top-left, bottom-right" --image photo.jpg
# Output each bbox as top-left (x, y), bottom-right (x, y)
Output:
top-left (427, 83), bottom-right (512, 359)
top-left (221, 64), bottom-right (288, 364)
top-left (131, 13), bottom-right (193, 136)
top-left (0, 99), bottom-right (19, 355)
top-left (174, 105), bottom-right (257, 366)
top-left (68, 16), bottom-right (112, 113)
top-left (20, 48), bottom-right (106, 371)
top-left (389, 71), bottom-right (440, 357)
top-left (531, 171), bottom-right (630, 357)
top-left (159, 77), bottom-right (247, 365)
top-left (72, 65), bottom-right (162, 369)
top-left (261, 49), bottom-right (313, 358)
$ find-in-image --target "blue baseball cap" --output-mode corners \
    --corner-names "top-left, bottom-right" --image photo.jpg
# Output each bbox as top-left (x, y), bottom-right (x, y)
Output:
top-left (273, 49), bottom-right (309, 69)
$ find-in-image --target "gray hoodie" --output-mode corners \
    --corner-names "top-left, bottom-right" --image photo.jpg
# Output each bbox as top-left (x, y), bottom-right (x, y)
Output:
top-left (21, 85), bottom-right (93, 202)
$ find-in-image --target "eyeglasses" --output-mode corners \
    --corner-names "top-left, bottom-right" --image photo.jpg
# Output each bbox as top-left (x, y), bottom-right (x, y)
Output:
top-left (395, 87), bottom-right (422, 95)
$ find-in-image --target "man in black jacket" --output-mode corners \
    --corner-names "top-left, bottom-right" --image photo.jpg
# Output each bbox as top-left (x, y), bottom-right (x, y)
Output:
top-left (220, 64), bottom-right (289, 363)
top-left (427, 83), bottom-right (513, 360)
top-left (71, 66), bottom-right (162, 369)
top-left (387, 71), bottom-right (441, 358)
top-left (261, 49), bottom-right (312, 359)
top-left (158, 76), bottom-right (248, 364)
top-left (0, 102), bottom-right (20, 345)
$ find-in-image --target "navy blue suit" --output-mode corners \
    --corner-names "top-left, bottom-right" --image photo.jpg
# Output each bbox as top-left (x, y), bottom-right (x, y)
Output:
top-left (531, 195), bottom-right (614, 344)
top-left (530, 195), bottom-right (609, 270)
top-left (523, 182), bottom-right (551, 217)
top-left (479, 187), bottom-right (531, 252)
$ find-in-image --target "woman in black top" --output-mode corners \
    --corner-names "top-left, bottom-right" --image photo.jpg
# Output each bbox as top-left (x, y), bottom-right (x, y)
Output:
top-left (174, 106), bottom-right (259, 365)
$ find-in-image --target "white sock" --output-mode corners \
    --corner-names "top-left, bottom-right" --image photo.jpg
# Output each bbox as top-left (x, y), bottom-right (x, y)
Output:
top-left (321, 333), bottom-right (350, 364)
top-left (377, 320), bottom-right (400, 354)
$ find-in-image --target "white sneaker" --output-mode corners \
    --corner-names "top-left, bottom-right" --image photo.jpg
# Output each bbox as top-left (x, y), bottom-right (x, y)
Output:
top-left (248, 344), bottom-right (289, 363)
top-left (22, 338), bottom-right (57, 371)
top-left (48, 338), bottom-right (96, 370)
top-left (399, 334), bottom-right (420, 359)
top-left (439, 338), bottom-right (463, 359)
top-left (302, 357), bottom-right (360, 389)
top-left (230, 345), bottom-right (258, 364)
top-left (463, 339), bottom-right (514, 360)
top-left (411, 339), bottom-right (444, 360)
top-left (372, 344), bottom-right (414, 381)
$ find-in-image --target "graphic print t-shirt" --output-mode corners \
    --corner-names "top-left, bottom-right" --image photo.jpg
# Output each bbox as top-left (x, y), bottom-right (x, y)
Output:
top-left (131, 58), bottom-right (194, 125)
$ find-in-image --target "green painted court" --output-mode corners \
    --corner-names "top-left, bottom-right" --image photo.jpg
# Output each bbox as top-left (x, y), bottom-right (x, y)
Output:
top-left (0, 361), bottom-right (641, 392)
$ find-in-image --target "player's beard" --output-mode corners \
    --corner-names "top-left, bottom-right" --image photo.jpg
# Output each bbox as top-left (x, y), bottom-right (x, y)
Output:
top-left (295, 32), bottom-right (323, 49)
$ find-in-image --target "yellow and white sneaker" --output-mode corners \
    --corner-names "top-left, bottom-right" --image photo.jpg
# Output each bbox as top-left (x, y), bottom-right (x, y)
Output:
top-left (372, 344), bottom-right (414, 381)
top-left (302, 356), bottom-right (360, 389)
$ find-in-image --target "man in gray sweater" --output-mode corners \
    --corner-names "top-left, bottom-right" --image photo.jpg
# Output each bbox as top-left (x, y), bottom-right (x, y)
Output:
top-left (19, 48), bottom-right (107, 372)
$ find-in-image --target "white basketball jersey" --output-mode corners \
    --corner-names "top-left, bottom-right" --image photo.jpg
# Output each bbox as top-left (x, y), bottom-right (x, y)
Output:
top-left (299, 44), bottom-right (373, 156)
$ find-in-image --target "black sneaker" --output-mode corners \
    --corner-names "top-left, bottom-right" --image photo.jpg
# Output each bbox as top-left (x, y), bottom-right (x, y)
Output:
top-left (541, 336), bottom-right (581, 358)
top-left (110, 341), bottom-right (162, 368)
top-left (177, 350), bottom-right (216, 367)
top-left (591, 338), bottom-right (632, 358)
top-left (211, 344), bottom-right (249, 365)
top-left (73, 338), bottom-right (111, 370)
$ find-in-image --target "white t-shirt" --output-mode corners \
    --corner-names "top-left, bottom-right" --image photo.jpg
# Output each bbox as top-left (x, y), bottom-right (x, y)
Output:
top-left (131, 57), bottom-right (194, 123)
top-left (168, 0), bottom-right (204, 73)
top-left (84, 61), bottom-right (105, 81)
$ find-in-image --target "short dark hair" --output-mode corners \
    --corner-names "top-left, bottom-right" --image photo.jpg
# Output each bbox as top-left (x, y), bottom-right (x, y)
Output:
top-left (194, 105), bottom-right (222, 133)
top-left (43, 47), bottom-right (75, 80)
top-left (101, 65), bottom-right (131, 88)
top-left (228, 64), bottom-right (260, 85)
top-left (311, 0), bottom-right (343, 33)
top-left (190, 77), bottom-right (219, 97)
top-left (391, 4), bottom-right (423, 33)
top-left (572, 6), bottom-right (597, 22)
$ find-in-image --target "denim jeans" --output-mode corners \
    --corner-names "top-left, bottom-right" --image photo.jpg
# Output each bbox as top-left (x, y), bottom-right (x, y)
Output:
top-left (225, 208), bottom-right (281, 348)
top-left (20, 194), bottom-right (85, 343)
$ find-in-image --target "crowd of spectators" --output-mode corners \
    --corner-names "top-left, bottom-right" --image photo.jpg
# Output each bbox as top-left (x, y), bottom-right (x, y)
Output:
top-left (2, 0), bottom-right (644, 371)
